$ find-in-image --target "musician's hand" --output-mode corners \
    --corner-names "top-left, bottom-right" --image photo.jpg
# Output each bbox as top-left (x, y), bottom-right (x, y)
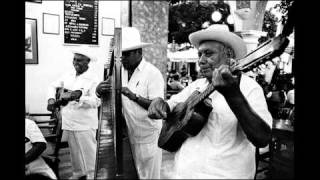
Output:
top-left (148, 97), bottom-right (169, 119)
top-left (169, 102), bottom-right (188, 122)
top-left (212, 64), bottom-right (241, 98)
top-left (96, 77), bottom-right (112, 97)
top-left (47, 98), bottom-right (56, 112)
top-left (70, 90), bottom-right (82, 101)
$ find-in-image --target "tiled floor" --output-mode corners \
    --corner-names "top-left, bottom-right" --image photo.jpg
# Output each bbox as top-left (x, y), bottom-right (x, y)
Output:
top-left (57, 147), bottom-right (269, 179)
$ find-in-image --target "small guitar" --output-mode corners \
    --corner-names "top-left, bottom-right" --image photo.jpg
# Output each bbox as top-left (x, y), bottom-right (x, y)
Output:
top-left (159, 33), bottom-right (291, 152)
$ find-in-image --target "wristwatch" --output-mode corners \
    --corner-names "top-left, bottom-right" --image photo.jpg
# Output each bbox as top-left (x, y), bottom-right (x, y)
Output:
top-left (132, 94), bottom-right (139, 102)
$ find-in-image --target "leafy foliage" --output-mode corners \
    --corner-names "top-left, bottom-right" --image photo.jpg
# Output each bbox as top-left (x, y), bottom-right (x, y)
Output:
top-left (168, 0), bottom-right (293, 46)
top-left (258, 10), bottom-right (279, 44)
top-left (274, 0), bottom-right (294, 24)
top-left (168, 1), bottom-right (232, 45)
top-left (258, 0), bottom-right (293, 44)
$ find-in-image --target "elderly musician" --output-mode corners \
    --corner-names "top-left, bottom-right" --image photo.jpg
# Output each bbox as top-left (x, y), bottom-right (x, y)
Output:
top-left (46, 46), bottom-right (100, 179)
top-left (148, 24), bottom-right (273, 179)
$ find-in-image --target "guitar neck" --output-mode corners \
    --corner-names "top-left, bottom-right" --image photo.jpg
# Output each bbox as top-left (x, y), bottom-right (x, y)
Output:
top-left (189, 83), bottom-right (215, 107)
top-left (188, 62), bottom-right (239, 108)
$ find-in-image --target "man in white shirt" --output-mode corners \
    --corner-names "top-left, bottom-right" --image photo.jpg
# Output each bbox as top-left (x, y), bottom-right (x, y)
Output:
top-left (47, 46), bottom-right (101, 179)
top-left (25, 118), bottom-right (57, 179)
top-left (148, 24), bottom-right (273, 179)
top-left (96, 27), bottom-right (165, 179)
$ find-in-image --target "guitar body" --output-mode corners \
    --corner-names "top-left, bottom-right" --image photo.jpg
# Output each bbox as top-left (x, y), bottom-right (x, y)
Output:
top-left (158, 91), bottom-right (212, 152)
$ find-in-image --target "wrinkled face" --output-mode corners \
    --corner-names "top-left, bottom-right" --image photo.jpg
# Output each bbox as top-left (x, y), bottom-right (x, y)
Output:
top-left (197, 40), bottom-right (233, 81)
top-left (121, 49), bottom-right (142, 70)
top-left (73, 53), bottom-right (90, 75)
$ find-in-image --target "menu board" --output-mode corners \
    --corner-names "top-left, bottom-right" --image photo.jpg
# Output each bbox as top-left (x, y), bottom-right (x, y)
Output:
top-left (64, 0), bottom-right (98, 45)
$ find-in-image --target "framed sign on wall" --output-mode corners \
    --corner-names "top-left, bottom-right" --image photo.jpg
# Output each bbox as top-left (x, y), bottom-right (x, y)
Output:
top-left (43, 13), bottom-right (60, 35)
top-left (102, 17), bottom-right (115, 36)
top-left (25, 18), bottom-right (38, 64)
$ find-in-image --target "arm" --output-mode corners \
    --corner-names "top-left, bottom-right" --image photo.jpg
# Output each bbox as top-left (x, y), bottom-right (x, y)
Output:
top-left (126, 91), bottom-right (152, 110)
top-left (224, 89), bottom-right (272, 147)
top-left (25, 119), bottom-right (48, 164)
top-left (76, 79), bottom-right (101, 109)
top-left (122, 68), bottom-right (165, 111)
top-left (25, 142), bottom-right (46, 164)
top-left (148, 79), bottom-right (197, 119)
top-left (213, 65), bottom-right (272, 148)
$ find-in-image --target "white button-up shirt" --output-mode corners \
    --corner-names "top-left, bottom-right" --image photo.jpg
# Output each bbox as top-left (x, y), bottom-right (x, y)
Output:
top-left (167, 75), bottom-right (272, 179)
top-left (47, 69), bottom-right (101, 131)
top-left (25, 118), bottom-right (47, 153)
top-left (25, 119), bottom-right (57, 179)
top-left (121, 58), bottom-right (164, 144)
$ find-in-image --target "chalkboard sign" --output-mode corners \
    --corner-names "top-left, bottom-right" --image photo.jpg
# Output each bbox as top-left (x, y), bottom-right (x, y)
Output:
top-left (64, 0), bottom-right (98, 45)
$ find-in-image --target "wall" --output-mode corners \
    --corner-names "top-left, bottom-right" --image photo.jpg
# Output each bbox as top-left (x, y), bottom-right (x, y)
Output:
top-left (25, 1), bottom-right (122, 113)
top-left (131, 1), bottom-right (169, 92)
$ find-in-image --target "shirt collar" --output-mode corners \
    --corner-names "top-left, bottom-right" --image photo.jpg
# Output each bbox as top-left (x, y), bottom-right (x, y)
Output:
top-left (72, 68), bottom-right (92, 78)
top-left (136, 57), bottom-right (147, 72)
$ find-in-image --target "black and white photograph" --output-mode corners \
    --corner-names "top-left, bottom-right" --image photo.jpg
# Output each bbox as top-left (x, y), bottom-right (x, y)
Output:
top-left (25, 18), bottom-right (38, 64)
top-left (25, 0), bottom-right (295, 179)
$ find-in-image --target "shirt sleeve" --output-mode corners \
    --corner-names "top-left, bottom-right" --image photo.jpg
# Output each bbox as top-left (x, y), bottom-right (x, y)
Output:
top-left (77, 77), bottom-right (101, 109)
top-left (147, 69), bottom-right (165, 99)
top-left (244, 82), bottom-right (273, 128)
top-left (26, 119), bottom-right (47, 144)
top-left (166, 81), bottom-right (196, 112)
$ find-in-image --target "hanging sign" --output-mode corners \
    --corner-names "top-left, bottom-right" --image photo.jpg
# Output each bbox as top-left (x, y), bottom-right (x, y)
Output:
top-left (64, 0), bottom-right (99, 45)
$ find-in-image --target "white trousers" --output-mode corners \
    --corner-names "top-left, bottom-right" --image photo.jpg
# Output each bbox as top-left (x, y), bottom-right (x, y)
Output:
top-left (130, 141), bottom-right (162, 179)
top-left (64, 129), bottom-right (96, 179)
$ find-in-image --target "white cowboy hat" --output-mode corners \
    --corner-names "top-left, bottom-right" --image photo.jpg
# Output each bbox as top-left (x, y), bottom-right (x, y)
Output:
top-left (189, 24), bottom-right (247, 59)
top-left (122, 27), bottom-right (152, 52)
top-left (70, 45), bottom-right (98, 62)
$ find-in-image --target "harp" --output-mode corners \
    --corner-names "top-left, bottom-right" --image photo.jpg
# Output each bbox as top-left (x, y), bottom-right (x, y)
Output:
top-left (94, 28), bottom-right (138, 179)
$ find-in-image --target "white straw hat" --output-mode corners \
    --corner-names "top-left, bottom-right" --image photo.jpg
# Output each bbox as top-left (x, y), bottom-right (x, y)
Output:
top-left (122, 27), bottom-right (152, 52)
top-left (70, 45), bottom-right (97, 62)
top-left (189, 24), bottom-right (247, 59)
